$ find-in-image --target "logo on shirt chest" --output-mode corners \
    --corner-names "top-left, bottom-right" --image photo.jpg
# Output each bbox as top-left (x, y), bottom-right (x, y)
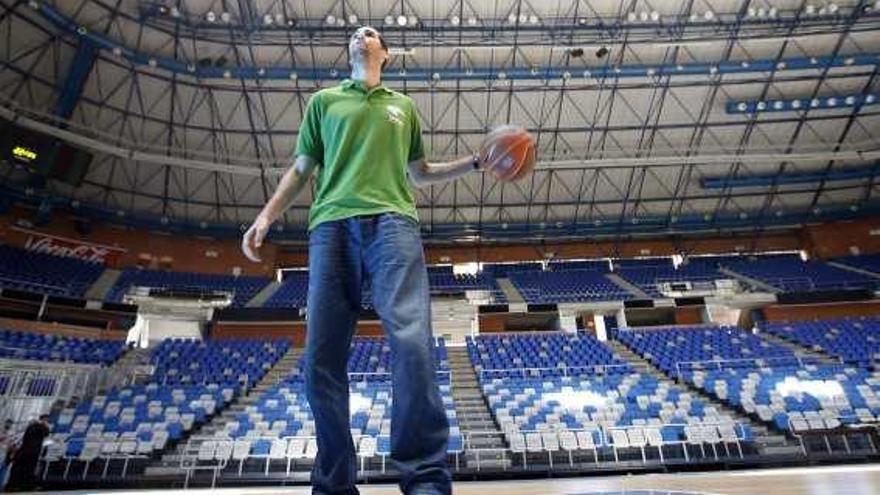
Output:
top-left (385, 105), bottom-right (405, 126)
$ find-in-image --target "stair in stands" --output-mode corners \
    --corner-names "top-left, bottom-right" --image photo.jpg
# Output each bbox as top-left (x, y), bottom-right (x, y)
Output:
top-left (246, 281), bottom-right (283, 307)
top-left (85, 268), bottom-right (123, 301)
top-left (97, 346), bottom-right (154, 394)
top-left (447, 346), bottom-right (509, 469)
top-left (717, 267), bottom-right (780, 292)
top-left (494, 278), bottom-right (524, 303)
top-left (432, 298), bottom-right (476, 344)
top-left (605, 273), bottom-right (649, 299)
top-left (605, 338), bottom-right (802, 455)
top-left (144, 345), bottom-right (302, 475)
top-left (756, 331), bottom-right (840, 365)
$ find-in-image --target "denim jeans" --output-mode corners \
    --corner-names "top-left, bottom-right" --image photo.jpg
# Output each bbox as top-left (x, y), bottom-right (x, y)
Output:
top-left (304, 212), bottom-right (451, 495)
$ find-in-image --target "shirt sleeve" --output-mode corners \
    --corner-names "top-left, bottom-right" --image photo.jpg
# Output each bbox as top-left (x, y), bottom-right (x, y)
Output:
top-left (296, 92), bottom-right (324, 163)
top-left (408, 99), bottom-right (425, 163)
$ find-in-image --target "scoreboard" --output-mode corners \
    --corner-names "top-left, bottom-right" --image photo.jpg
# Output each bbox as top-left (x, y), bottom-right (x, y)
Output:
top-left (1, 121), bottom-right (92, 186)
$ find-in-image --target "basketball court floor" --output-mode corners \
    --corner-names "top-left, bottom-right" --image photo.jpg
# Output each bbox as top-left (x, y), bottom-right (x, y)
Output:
top-left (49, 464), bottom-right (880, 495)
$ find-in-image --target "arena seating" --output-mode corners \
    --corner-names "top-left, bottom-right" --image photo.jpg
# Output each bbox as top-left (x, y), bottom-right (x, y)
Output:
top-left (832, 254), bottom-right (880, 275)
top-left (469, 332), bottom-right (752, 464)
top-left (0, 328), bottom-right (127, 366)
top-left (263, 271), bottom-right (308, 308)
top-left (687, 363), bottom-right (880, 433)
top-left (266, 265), bottom-right (505, 309)
top-left (720, 256), bottom-right (879, 292)
top-left (43, 339), bottom-right (290, 478)
top-left (761, 317), bottom-right (880, 367)
top-left (615, 262), bottom-right (729, 298)
top-left (616, 326), bottom-right (880, 434)
top-left (107, 269), bottom-right (270, 307)
top-left (507, 270), bottom-right (632, 303)
top-left (193, 337), bottom-right (461, 474)
top-left (467, 332), bottom-right (628, 374)
top-left (0, 244), bottom-right (104, 298)
top-left (150, 339), bottom-right (290, 389)
top-left (616, 325), bottom-right (797, 376)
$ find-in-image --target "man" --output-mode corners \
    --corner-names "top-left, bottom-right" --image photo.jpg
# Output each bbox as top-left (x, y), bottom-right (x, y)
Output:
top-left (6, 415), bottom-right (50, 492)
top-left (242, 26), bottom-right (489, 495)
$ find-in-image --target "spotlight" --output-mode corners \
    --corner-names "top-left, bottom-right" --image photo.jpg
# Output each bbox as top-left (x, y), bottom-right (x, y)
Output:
top-left (325, 14), bottom-right (336, 25)
top-left (384, 15), bottom-right (395, 26)
top-left (450, 15), bottom-right (460, 26)
top-left (220, 12), bottom-right (231, 23)
top-left (264, 14), bottom-right (274, 25)
top-left (205, 11), bottom-right (216, 23)
top-left (397, 14), bottom-right (407, 26)
top-left (348, 14), bottom-right (359, 25)
top-left (568, 48), bottom-right (584, 57)
top-left (595, 46), bottom-right (609, 58)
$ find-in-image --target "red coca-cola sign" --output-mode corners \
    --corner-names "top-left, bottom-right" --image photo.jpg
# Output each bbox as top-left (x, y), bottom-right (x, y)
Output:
top-left (13, 227), bottom-right (125, 264)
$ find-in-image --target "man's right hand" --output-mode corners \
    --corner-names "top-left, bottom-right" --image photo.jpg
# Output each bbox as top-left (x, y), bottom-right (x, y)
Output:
top-left (241, 215), bottom-right (273, 262)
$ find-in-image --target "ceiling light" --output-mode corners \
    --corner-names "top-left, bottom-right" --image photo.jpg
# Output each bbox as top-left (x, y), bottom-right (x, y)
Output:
top-left (205, 11), bottom-right (216, 23)
top-left (384, 15), bottom-right (394, 25)
top-left (325, 14), bottom-right (336, 25)
top-left (627, 12), bottom-right (637, 22)
top-left (704, 10), bottom-right (715, 20)
top-left (220, 12), bottom-right (231, 23)
top-left (408, 15), bottom-right (418, 26)
top-left (347, 14), bottom-right (358, 25)
top-left (507, 13), bottom-right (517, 24)
top-left (397, 14), bottom-right (408, 26)
top-left (529, 15), bottom-right (539, 24)
top-left (650, 11), bottom-right (660, 22)
top-left (275, 14), bottom-right (285, 25)
top-left (264, 14), bottom-right (274, 25)
top-left (639, 11), bottom-right (648, 22)
top-left (467, 17), bottom-right (478, 26)
top-left (449, 15), bottom-right (460, 25)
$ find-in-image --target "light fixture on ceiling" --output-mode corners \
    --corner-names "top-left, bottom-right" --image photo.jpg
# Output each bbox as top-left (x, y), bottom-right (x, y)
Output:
top-left (450, 15), bottom-right (460, 25)
top-left (264, 13), bottom-right (274, 25)
top-left (220, 12), bottom-right (231, 23)
top-left (205, 11), bottom-right (216, 23)
top-left (397, 14), bottom-right (407, 26)
top-left (325, 14), bottom-right (336, 25)
top-left (348, 14), bottom-right (359, 25)
top-left (384, 15), bottom-right (394, 26)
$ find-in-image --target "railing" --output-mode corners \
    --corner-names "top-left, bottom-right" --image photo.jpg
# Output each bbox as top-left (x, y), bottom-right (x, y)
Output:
top-left (0, 359), bottom-right (104, 421)
top-left (786, 415), bottom-right (880, 456)
top-left (478, 363), bottom-right (638, 380)
top-left (674, 355), bottom-right (827, 379)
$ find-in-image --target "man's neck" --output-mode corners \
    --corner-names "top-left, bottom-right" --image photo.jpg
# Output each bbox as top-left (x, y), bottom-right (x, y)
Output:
top-left (350, 63), bottom-right (382, 89)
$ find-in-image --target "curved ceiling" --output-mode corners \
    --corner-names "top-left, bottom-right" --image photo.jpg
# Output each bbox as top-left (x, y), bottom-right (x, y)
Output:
top-left (1, 0), bottom-right (879, 243)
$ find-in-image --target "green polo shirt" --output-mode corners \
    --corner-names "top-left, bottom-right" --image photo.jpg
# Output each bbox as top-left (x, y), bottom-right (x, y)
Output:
top-left (296, 79), bottom-right (424, 231)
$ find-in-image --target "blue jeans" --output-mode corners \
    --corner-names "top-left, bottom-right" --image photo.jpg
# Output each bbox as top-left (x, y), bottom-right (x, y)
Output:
top-left (304, 213), bottom-right (451, 495)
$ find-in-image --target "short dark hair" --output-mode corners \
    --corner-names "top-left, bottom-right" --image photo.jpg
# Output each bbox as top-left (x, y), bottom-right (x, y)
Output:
top-left (377, 31), bottom-right (389, 70)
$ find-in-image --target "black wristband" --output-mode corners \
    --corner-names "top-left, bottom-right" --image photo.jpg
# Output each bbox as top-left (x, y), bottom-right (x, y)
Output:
top-left (472, 154), bottom-right (480, 170)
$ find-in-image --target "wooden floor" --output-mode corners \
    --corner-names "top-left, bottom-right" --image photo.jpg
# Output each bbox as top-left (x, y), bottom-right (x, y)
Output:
top-left (55, 464), bottom-right (880, 494)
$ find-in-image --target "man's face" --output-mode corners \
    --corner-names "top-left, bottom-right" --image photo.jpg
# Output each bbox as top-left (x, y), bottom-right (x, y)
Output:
top-left (349, 26), bottom-right (388, 66)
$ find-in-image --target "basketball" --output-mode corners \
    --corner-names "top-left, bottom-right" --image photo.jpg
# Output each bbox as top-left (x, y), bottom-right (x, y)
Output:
top-left (479, 125), bottom-right (537, 181)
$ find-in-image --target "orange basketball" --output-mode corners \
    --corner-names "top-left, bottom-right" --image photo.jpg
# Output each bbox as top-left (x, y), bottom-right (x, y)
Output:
top-left (480, 125), bottom-right (537, 182)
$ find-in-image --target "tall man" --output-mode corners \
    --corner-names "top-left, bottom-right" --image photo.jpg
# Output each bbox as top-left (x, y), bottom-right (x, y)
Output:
top-left (242, 26), bottom-right (488, 495)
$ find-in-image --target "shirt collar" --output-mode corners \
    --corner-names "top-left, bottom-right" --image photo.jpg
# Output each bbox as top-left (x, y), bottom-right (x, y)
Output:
top-left (341, 78), bottom-right (392, 95)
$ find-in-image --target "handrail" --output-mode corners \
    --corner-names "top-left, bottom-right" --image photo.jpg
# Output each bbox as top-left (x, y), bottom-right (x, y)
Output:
top-left (674, 355), bottom-right (827, 379)
top-left (479, 363), bottom-right (638, 380)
